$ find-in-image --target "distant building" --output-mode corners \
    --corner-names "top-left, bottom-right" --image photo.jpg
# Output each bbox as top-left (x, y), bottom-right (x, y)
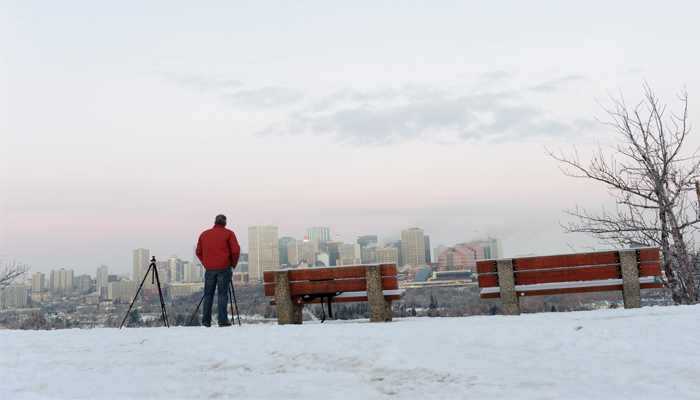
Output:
top-left (1, 284), bottom-right (27, 308)
top-left (248, 225), bottom-right (279, 282)
top-left (424, 235), bottom-right (431, 263)
top-left (361, 246), bottom-right (399, 265)
top-left (316, 252), bottom-right (330, 267)
top-left (339, 243), bottom-right (361, 262)
top-left (278, 237), bottom-right (296, 266)
top-left (49, 269), bottom-right (74, 293)
top-left (96, 265), bottom-right (108, 291)
top-left (74, 274), bottom-right (92, 293)
top-left (401, 228), bottom-right (426, 268)
top-left (108, 281), bottom-right (137, 302)
top-left (168, 283), bottom-right (204, 298)
top-left (308, 227), bottom-right (330, 243)
top-left (183, 262), bottom-right (201, 283)
top-left (31, 272), bottom-right (45, 293)
top-left (287, 240), bottom-right (318, 266)
top-left (476, 238), bottom-right (503, 259)
top-left (437, 243), bottom-right (485, 271)
top-left (356, 235), bottom-right (378, 249)
top-left (318, 241), bottom-right (341, 266)
top-left (133, 249), bottom-right (150, 288)
top-left (434, 245), bottom-right (445, 265)
top-left (167, 255), bottom-right (183, 283)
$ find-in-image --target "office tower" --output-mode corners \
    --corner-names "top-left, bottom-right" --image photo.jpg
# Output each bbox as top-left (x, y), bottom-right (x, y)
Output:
top-left (0, 284), bottom-right (28, 308)
top-left (356, 235), bottom-right (378, 249)
top-left (388, 240), bottom-right (403, 266)
top-left (167, 255), bottom-right (183, 283)
top-left (318, 241), bottom-right (341, 266)
top-left (237, 253), bottom-right (249, 273)
top-left (108, 281), bottom-right (138, 302)
top-left (401, 228), bottom-right (426, 268)
top-left (248, 225), bottom-right (279, 282)
top-left (31, 272), bottom-right (45, 293)
top-left (437, 243), bottom-right (485, 271)
top-left (133, 248), bottom-right (150, 286)
top-left (476, 238), bottom-right (504, 259)
top-left (287, 240), bottom-right (318, 266)
top-left (308, 227), bottom-right (330, 243)
top-left (424, 235), bottom-right (431, 263)
top-left (434, 245), bottom-right (445, 264)
top-left (339, 243), bottom-right (361, 264)
top-left (97, 265), bottom-right (108, 289)
top-left (183, 262), bottom-right (200, 283)
top-left (49, 269), bottom-right (74, 293)
top-left (75, 274), bottom-right (92, 292)
top-left (278, 237), bottom-right (296, 266)
top-left (154, 261), bottom-right (168, 284)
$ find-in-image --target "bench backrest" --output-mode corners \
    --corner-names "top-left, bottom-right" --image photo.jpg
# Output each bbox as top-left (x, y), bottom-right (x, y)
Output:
top-left (476, 248), bottom-right (662, 297)
top-left (263, 264), bottom-right (398, 297)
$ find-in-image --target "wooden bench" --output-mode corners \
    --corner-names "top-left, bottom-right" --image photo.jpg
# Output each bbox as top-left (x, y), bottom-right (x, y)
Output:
top-left (263, 263), bottom-right (406, 325)
top-left (476, 247), bottom-right (663, 315)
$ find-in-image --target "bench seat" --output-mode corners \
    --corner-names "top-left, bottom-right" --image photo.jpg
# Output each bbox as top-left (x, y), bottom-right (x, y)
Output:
top-left (269, 289), bottom-right (406, 305)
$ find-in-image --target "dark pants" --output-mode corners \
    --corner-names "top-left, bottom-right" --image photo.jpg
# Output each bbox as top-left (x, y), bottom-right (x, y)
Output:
top-left (202, 268), bottom-right (232, 325)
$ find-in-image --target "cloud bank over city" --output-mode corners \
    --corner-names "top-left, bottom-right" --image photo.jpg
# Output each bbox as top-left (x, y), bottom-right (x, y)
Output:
top-left (1, 1), bottom-right (699, 276)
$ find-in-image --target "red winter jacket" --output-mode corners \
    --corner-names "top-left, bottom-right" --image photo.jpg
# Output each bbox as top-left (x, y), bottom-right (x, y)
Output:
top-left (196, 224), bottom-right (241, 270)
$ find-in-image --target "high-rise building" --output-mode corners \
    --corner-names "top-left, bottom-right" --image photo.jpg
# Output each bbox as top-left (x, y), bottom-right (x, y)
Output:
top-left (388, 240), bottom-right (403, 266)
top-left (361, 246), bottom-right (399, 265)
top-left (437, 243), bottom-right (485, 271)
top-left (97, 265), bottom-right (108, 289)
top-left (74, 274), bottom-right (92, 292)
top-left (167, 255), bottom-right (183, 283)
top-left (476, 238), bottom-right (504, 259)
top-left (108, 281), bottom-right (138, 302)
top-left (49, 269), bottom-right (74, 293)
top-left (133, 248), bottom-right (150, 286)
top-left (1, 284), bottom-right (27, 308)
top-left (434, 245), bottom-right (445, 264)
top-left (318, 241), bottom-right (342, 266)
top-left (424, 235), bottom-right (431, 263)
top-left (31, 272), bottom-right (45, 293)
top-left (287, 240), bottom-right (318, 266)
top-left (308, 227), bottom-right (330, 243)
top-left (278, 237), bottom-right (296, 266)
top-left (401, 228), bottom-right (426, 268)
top-left (339, 243), bottom-right (361, 261)
top-left (183, 262), bottom-right (201, 283)
top-left (248, 225), bottom-right (279, 282)
top-left (356, 235), bottom-right (378, 249)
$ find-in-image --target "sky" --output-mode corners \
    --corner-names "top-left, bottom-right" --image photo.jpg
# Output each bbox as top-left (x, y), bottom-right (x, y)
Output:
top-left (2, 1), bottom-right (700, 277)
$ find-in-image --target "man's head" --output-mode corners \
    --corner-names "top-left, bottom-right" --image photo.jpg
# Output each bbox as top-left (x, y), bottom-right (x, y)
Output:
top-left (215, 214), bottom-right (227, 226)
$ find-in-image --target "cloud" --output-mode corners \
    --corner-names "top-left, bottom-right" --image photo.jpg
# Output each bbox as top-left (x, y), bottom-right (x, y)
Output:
top-left (222, 86), bottom-right (303, 108)
top-left (257, 87), bottom-right (586, 146)
top-left (530, 75), bottom-right (588, 93)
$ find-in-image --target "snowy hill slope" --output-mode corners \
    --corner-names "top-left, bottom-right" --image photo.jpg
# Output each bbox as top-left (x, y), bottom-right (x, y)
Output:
top-left (2, 305), bottom-right (700, 399)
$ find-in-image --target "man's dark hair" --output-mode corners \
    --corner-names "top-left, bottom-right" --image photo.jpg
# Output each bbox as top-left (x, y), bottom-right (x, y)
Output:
top-left (215, 214), bottom-right (227, 226)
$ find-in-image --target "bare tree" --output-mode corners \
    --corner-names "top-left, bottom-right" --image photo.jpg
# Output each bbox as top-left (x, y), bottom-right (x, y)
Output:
top-left (0, 260), bottom-right (31, 290)
top-left (546, 85), bottom-right (700, 305)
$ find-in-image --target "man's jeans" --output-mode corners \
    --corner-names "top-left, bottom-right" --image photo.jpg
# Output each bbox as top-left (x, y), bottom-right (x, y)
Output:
top-left (202, 268), bottom-right (232, 325)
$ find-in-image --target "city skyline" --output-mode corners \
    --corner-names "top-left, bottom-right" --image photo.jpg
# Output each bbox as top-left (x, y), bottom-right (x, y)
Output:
top-left (2, 2), bottom-right (699, 276)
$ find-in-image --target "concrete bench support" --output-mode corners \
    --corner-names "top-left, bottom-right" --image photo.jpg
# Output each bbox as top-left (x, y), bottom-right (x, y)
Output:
top-left (366, 265), bottom-right (392, 322)
top-left (620, 250), bottom-right (642, 309)
top-left (497, 259), bottom-right (521, 316)
top-left (273, 270), bottom-right (303, 325)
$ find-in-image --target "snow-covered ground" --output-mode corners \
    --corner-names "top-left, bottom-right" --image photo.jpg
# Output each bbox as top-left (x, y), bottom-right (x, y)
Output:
top-left (2, 305), bottom-right (699, 399)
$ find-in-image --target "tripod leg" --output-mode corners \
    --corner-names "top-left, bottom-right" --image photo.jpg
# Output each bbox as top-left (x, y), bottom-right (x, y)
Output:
top-left (153, 267), bottom-right (169, 327)
top-left (188, 292), bottom-right (205, 326)
top-left (230, 281), bottom-right (241, 326)
top-left (119, 264), bottom-right (154, 329)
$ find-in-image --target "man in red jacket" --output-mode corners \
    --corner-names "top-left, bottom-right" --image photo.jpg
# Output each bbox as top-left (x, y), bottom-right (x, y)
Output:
top-left (196, 214), bottom-right (241, 327)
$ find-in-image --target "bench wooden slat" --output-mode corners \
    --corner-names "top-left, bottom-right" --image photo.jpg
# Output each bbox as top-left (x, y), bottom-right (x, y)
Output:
top-left (476, 247), bottom-right (660, 274)
top-left (479, 278), bottom-right (663, 298)
top-left (477, 262), bottom-right (662, 287)
top-left (263, 263), bottom-right (397, 284)
top-left (269, 289), bottom-right (406, 305)
top-left (264, 276), bottom-right (398, 296)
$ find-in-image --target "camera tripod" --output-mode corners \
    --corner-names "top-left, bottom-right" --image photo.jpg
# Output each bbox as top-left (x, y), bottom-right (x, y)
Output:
top-left (188, 275), bottom-right (241, 327)
top-left (120, 256), bottom-right (169, 329)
